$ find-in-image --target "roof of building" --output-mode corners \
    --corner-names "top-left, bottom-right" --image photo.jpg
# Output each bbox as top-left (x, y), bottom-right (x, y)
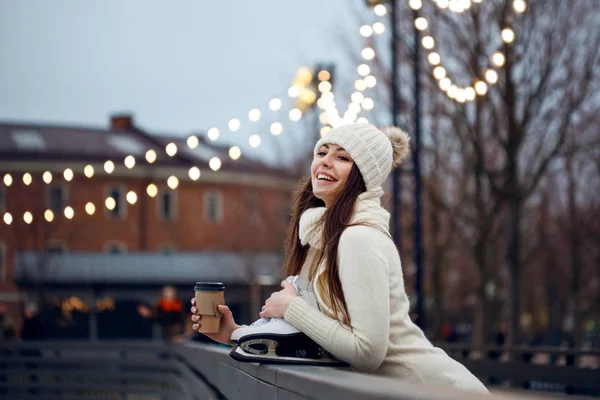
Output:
top-left (0, 115), bottom-right (295, 179)
top-left (15, 251), bottom-right (285, 285)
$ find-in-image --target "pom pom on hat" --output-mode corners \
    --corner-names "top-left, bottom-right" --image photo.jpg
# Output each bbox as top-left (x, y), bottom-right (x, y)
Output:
top-left (380, 126), bottom-right (411, 169)
top-left (314, 123), bottom-right (412, 191)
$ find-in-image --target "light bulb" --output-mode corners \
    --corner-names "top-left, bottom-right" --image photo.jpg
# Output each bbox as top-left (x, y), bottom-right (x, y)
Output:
top-left (84, 165), bottom-right (94, 178)
top-left (145, 149), bottom-right (157, 163)
top-left (209, 157), bottom-right (221, 171)
top-left (207, 128), bottom-right (219, 141)
top-left (165, 143), bottom-right (177, 157)
top-left (189, 166), bottom-right (201, 180)
top-left (187, 135), bottom-right (199, 149)
top-left (104, 160), bottom-right (115, 174)
top-left (229, 146), bottom-right (241, 160)
top-left (228, 118), bottom-right (241, 132)
top-left (124, 155), bottom-right (136, 169)
top-left (167, 176), bottom-right (179, 190)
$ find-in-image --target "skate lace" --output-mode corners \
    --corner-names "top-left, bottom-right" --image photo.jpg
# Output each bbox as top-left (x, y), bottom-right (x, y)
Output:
top-left (249, 317), bottom-right (270, 327)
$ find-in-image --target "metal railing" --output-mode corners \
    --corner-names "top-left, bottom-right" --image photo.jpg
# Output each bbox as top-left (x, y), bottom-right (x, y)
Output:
top-left (1, 341), bottom-right (598, 399)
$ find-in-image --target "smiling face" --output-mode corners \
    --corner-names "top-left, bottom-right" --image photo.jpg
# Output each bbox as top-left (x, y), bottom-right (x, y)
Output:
top-left (311, 143), bottom-right (354, 207)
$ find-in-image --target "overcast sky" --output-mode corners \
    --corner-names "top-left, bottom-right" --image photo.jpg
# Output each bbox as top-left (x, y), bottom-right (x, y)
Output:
top-left (0, 1), bottom-right (388, 162)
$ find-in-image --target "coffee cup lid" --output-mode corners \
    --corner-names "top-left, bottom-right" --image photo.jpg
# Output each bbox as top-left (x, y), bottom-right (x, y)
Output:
top-left (194, 282), bottom-right (225, 291)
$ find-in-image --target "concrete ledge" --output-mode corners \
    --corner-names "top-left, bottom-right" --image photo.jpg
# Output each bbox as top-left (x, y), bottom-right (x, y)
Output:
top-left (178, 342), bottom-right (540, 399)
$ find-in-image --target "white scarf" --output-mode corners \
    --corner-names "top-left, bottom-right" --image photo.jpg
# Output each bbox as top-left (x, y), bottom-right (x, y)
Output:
top-left (298, 189), bottom-right (391, 249)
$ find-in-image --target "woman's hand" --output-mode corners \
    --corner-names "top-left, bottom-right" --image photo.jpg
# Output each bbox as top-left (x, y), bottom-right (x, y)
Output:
top-left (259, 280), bottom-right (298, 319)
top-left (190, 299), bottom-right (240, 345)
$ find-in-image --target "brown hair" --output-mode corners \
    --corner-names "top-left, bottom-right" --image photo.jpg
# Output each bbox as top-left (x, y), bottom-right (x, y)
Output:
top-left (283, 163), bottom-right (366, 325)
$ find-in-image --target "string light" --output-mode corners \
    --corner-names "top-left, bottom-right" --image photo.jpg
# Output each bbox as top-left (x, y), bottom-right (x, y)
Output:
top-left (372, 22), bottom-right (385, 35)
top-left (209, 157), bottom-right (222, 171)
top-left (492, 52), bottom-right (505, 67)
top-left (23, 211), bottom-right (33, 224)
top-left (146, 184), bottom-right (158, 198)
top-left (63, 168), bottom-right (74, 182)
top-left (124, 155), bottom-right (136, 169)
top-left (502, 28), bottom-right (515, 43)
top-left (64, 206), bottom-right (74, 220)
top-left (485, 69), bottom-right (498, 84)
top-left (407, 0), bottom-right (526, 103)
top-left (373, 4), bottom-right (387, 16)
top-left (360, 25), bottom-right (373, 37)
top-left (269, 98), bottom-right (282, 111)
top-left (249, 135), bottom-right (261, 148)
top-left (105, 197), bottom-right (116, 211)
top-left (422, 36), bottom-right (435, 49)
top-left (45, 209), bottom-right (54, 222)
top-left (43, 171), bottom-right (52, 184)
top-left (84, 165), bottom-right (94, 178)
top-left (165, 143), bottom-right (178, 157)
top-left (187, 135), bottom-right (199, 149)
top-left (513, 0), bottom-right (526, 12)
top-left (409, 0), bottom-right (422, 10)
top-left (229, 146), bottom-right (241, 160)
top-left (361, 98), bottom-right (375, 111)
top-left (288, 86), bottom-right (301, 98)
top-left (270, 122), bottom-right (283, 136)
top-left (189, 166), bottom-right (201, 181)
top-left (104, 160), bottom-right (115, 174)
top-left (126, 191), bottom-right (137, 205)
top-left (364, 75), bottom-right (377, 88)
top-left (207, 128), bottom-right (219, 141)
top-left (289, 109), bottom-right (302, 122)
top-left (248, 109), bottom-right (261, 122)
top-left (3, 212), bottom-right (12, 225)
top-left (85, 202), bottom-right (95, 215)
top-left (228, 118), bottom-right (241, 132)
top-left (22, 173), bottom-right (32, 186)
top-left (167, 176), bottom-right (179, 190)
top-left (415, 17), bottom-right (428, 31)
top-left (145, 150), bottom-right (157, 163)
top-left (3, 174), bottom-right (12, 187)
top-left (361, 47), bottom-right (375, 60)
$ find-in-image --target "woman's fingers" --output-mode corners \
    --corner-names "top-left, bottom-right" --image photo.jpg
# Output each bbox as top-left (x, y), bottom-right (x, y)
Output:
top-left (192, 323), bottom-right (201, 331)
top-left (191, 306), bottom-right (197, 314)
top-left (191, 314), bottom-right (200, 322)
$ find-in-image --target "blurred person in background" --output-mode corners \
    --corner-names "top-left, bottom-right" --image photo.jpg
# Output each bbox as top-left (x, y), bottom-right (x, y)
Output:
top-left (20, 302), bottom-right (44, 340)
top-left (155, 285), bottom-right (184, 342)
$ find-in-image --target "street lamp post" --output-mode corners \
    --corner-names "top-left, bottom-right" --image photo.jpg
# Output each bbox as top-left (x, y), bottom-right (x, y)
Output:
top-left (412, 6), bottom-right (424, 330)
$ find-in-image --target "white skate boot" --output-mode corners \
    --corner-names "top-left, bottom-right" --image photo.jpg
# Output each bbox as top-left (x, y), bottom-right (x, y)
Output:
top-left (229, 276), bottom-right (347, 366)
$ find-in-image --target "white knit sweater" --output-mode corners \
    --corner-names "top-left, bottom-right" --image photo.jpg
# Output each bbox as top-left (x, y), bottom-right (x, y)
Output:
top-left (284, 190), bottom-right (488, 393)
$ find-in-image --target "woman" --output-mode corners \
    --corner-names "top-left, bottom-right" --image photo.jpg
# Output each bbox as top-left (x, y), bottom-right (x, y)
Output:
top-left (191, 123), bottom-right (488, 393)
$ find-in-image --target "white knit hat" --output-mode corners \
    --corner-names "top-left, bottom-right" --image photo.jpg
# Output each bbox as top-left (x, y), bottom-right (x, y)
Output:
top-left (314, 123), bottom-right (410, 191)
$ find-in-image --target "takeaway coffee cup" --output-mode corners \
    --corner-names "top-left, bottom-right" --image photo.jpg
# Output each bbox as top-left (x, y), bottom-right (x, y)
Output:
top-left (194, 282), bottom-right (225, 333)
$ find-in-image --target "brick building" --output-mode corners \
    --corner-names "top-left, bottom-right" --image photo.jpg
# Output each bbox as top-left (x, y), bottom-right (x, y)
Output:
top-left (0, 115), bottom-right (298, 336)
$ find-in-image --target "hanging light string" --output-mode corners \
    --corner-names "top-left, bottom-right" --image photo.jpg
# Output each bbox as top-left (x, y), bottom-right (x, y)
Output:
top-left (408, 0), bottom-right (526, 103)
top-left (317, 3), bottom-right (388, 138)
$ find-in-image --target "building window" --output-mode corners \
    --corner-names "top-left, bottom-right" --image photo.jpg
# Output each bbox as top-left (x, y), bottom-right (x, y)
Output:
top-left (46, 241), bottom-right (67, 255)
top-left (46, 184), bottom-right (68, 213)
top-left (0, 242), bottom-right (5, 282)
top-left (158, 188), bottom-right (177, 221)
top-left (245, 193), bottom-right (258, 226)
top-left (104, 241), bottom-right (127, 254)
top-left (204, 191), bottom-right (223, 224)
top-left (105, 185), bottom-right (126, 219)
top-left (0, 186), bottom-right (5, 213)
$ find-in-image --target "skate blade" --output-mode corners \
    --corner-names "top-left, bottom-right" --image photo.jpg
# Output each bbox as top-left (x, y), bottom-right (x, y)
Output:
top-left (232, 332), bottom-right (306, 348)
top-left (230, 344), bottom-right (348, 367)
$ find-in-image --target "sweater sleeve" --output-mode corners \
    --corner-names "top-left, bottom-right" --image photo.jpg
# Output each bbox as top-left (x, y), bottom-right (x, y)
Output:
top-left (284, 226), bottom-right (390, 372)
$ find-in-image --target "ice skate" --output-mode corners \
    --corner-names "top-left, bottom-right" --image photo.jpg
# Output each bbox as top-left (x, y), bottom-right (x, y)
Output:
top-left (229, 276), bottom-right (348, 367)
